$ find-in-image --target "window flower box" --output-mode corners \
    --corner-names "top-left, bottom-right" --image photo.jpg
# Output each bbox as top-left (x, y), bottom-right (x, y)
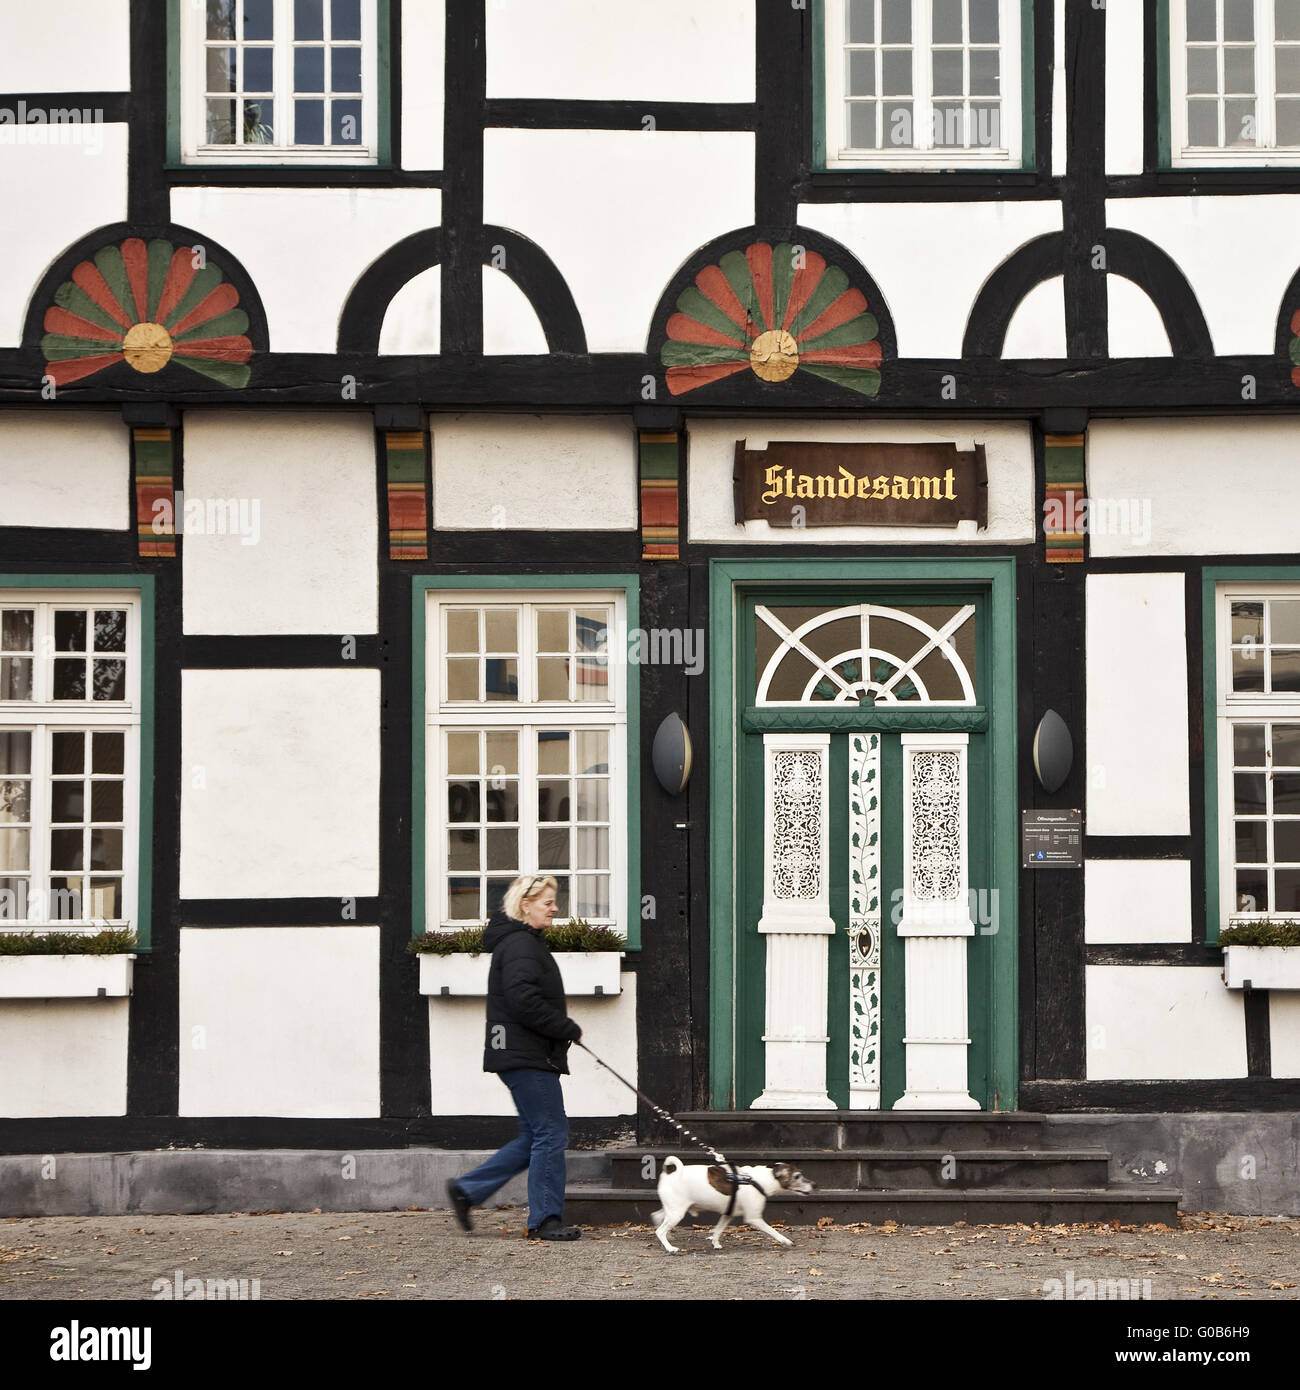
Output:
top-left (0, 953), bottom-right (135, 999)
top-left (1222, 946), bottom-right (1300, 991)
top-left (418, 951), bottom-right (623, 998)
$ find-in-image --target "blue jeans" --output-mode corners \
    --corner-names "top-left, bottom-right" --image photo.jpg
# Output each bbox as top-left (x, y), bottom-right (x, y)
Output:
top-left (455, 1068), bottom-right (568, 1229)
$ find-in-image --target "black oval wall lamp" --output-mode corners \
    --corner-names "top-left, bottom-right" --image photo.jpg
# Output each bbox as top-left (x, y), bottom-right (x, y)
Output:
top-left (651, 712), bottom-right (693, 795)
top-left (1033, 708), bottom-right (1073, 793)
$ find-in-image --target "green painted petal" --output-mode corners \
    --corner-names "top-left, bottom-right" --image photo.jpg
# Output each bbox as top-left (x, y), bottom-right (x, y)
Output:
top-left (771, 242), bottom-right (796, 330)
top-left (91, 246), bottom-right (134, 323)
top-left (53, 281), bottom-right (126, 335)
top-left (146, 239), bottom-right (174, 321)
top-left (673, 286), bottom-right (748, 343)
top-left (163, 263), bottom-right (224, 331)
top-left (42, 333), bottom-right (123, 360)
top-left (660, 340), bottom-right (750, 367)
top-left (719, 250), bottom-right (764, 334)
top-left (174, 309), bottom-right (249, 341)
top-left (798, 313), bottom-right (880, 353)
top-left (1290, 336), bottom-right (1300, 366)
top-left (788, 265), bottom-right (850, 340)
top-left (799, 364), bottom-right (882, 396)
top-left (175, 354), bottom-right (250, 388)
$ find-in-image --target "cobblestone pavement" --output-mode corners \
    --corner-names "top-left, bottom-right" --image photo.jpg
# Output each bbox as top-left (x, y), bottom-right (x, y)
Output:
top-left (0, 1209), bottom-right (1297, 1301)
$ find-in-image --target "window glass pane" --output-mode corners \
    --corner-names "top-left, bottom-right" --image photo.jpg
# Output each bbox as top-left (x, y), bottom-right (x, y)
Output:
top-left (1224, 0), bottom-right (1254, 40)
top-left (0, 731), bottom-right (31, 778)
top-left (1223, 45), bottom-right (1255, 93)
top-left (485, 828), bottom-right (517, 871)
top-left (1232, 647), bottom-right (1265, 691)
top-left (575, 730), bottom-right (608, 773)
top-left (1, 610), bottom-right (32, 652)
top-left (0, 831), bottom-right (29, 872)
top-left (243, 99), bottom-right (275, 142)
top-left (1272, 724), bottom-right (1300, 765)
top-left (1272, 650), bottom-right (1300, 692)
top-left (1274, 819), bottom-right (1300, 861)
top-left (1278, 98), bottom-right (1300, 142)
top-left (446, 610), bottom-right (479, 653)
top-left (93, 660), bottom-right (126, 701)
top-left (207, 0), bottom-right (236, 41)
top-left (486, 876), bottom-right (514, 915)
top-left (53, 660), bottom-right (85, 701)
top-left (538, 610), bottom-right (568, 652)
top-left (331, 45), bottom-right (362, 92)
top-left (847, 0), bottom-right (875, 42)
top-left (55, 611), bottom-right (86, 652)
top-left (1236, 818), bottom-right (1267, 860)
top-left (295, 0), bottom-right (324, 39)
top-left (485, 781), bottom-right (517, 823)
top-left (295, 99), bottom-right (325, 143)
top-left (331, 99), bottom-right (362, 143)
top-left (1279, 0), bottom-right (1300, 40)
top-left (332, 0), bottom-right (361, 40)
top-left (295, 46), bottom-right (326, 91)
top-left (1187, 0), bottom-right (1217, 42)
top-left (970, 49), bottom-right (999, 95)
top-left (90, 829), bottom-right (122, 871)
top-left (933, 102), bottom-right (964, 145)
top-left (1276, 600), bottom-right (1300, 644)
top-left (933, 50), bottom-right (964, 96)
top-left (0, 659), bottom-right (31, 700)
top-left (448, 878), bottom-right (479, 919)
top-left (1224, 97), bottom-right (1255, 142)
top-left (1231, 601), bottom-right (1263, 643)
top-left (207, 47), bottom-right (238, 92)
top-left (574, 876), bottom-right (609, 918)
top-left (88, 878), bottom-right (120, 919)
top-left (538, 827), bottom-right (569, 870)
top-left (485, 610), bottom-right (518, 652)
top-left (575, 827), bottom-right (608, 870)
top-left (52, 731), bottom-right (83, 774)
top-left (93, 732), bottom-right (123, 775)
top-left (50, 878), bottom-right (83, 919)
top-left (576, 779), bottom-right (609, 823)
top-left (848, 101), bottom-right (878, 146)
top-left (848, 49), bottom-right (877, 96)
top-left (969, 0), bottom-right (999, 42)
top-left (51, 781), bottom-right (84, 822)
top-left (1236, 866), bottom-right (1267, 911)
top-left (448, 827), bottom-right (479, 871)
top-left (94, 610), bottom-right (127, 653)
top-left (1274, 772), bottom-right (1300, 813)
top-left (885, 102), bottom-right (914, 145)
top-left (446, 658), bottom-right (477, 700)
top-left (51, 829), bottom-right (83, 871)
top-left (484, 657), bottom-right (518, 700)
top-left (485, 730), bottom-right (519, 776)
top-left (244, 0), bottom-right (274, 40)
top-left (446, 731), bottom-right (479, 776)
top-left (1276, 867), bottom-right (1300, 910)
top-left (538, 779), bottom-right (570, 822)
top-left (932, 0), bottom-right (963, 44)
top-left (1187, 98), bottom-right (1220, 144)
top-left (244, 46), bottom-right (274, 91)
top-left (537, 657), bottom-right (568, 701)
top-left (882, 49), bottom-right (913, 95)
top-left (91, 781), bottom-right (123, 822)
top-left (1187, 47), bottom-right (1220, 94)
top-left (1234, 772), bottom-right (1266, 813)
top-left (448, 781), bottom-right (480, 823)
top-left (882, 0), bottom-right (912, 43)
top-left (538, 732), bottom-right (570, 775)
top-left (970, 101), bottom-right (1001, 147)
top-left (206, 98), bottom-right (237, 143)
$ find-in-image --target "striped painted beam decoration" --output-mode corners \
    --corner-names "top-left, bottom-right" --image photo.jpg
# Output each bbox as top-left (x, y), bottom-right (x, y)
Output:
top-left (1044, 433), bottom-right (1085, 564)
top-left (384, 429), bottom-right (428, 560)
top-left (639, 429), bottom-right (680, 561)
top-left (133, 426), bottom-right (176, 558)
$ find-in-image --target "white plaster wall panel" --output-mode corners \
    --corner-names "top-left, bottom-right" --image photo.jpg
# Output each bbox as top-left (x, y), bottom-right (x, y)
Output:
top-left (486, 0), bottom-right (754, 102)
top-left (1001, 277), bottom-right (1066, 358)
top-left (483, 129), bottom-right (753, 354)
top-left (482, 267), bottom-right (548, 355)
top-left (1085, 573), bottom-right (1190, 836)
top-left (433, 415), bottom-right (636, 529)
top-left (180, 669), bottom-right (381, 899)
top-left (0, 127), bottom-right (128, 348)
top-left (1105, 0), bottom-right (1145, 175)
top-left (0, 412), bottom-right (128, 529)
top-left (1088, 419), bottom-right (1300, 557)
top-left (1052, 0), bottom-right (1066, 177)
top-left (1108, 276), bottom-right (1172, 357)
top-left (0, 1000), bottom-right (128, 1117)
top-left (181, 412), bottom-right (377, 635)
top-left (796, 201), bottom-right (1062, 358)
top-left (179, 927), bottom-right (380, 1116)
top-left (687, 418), bottom-right (1034, 544)
top-left (1084, 860), bottom-right (1193, 944)
top-left (1107, 196), bottom-right (1300, 354)
top-left (427, 978), bottom-right (637, 1115)
top-left (401, 0), bottom-right (445, 170)
top-left (379, 265), bottom-right (441, 354)
top-left (0, 2), bottom-right (130, 90)
top-left (169, 188), bottom-right (442, 353)
top-left (1085, 966), bottom-right (1247, 1079)
top-left (1269, 993), bottom-right (1300, 1078)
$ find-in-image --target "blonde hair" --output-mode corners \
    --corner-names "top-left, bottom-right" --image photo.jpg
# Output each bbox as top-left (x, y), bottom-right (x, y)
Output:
top-left (503, 874), bottom-right (557, 922)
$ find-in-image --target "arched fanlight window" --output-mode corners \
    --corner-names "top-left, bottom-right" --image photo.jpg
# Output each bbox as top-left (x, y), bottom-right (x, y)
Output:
top-left (755, 603), bottom-right (976, 706)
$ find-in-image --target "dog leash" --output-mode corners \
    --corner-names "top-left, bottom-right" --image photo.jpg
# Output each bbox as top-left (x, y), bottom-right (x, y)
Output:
top-left (574, 1040), bottom-right (759, 1217)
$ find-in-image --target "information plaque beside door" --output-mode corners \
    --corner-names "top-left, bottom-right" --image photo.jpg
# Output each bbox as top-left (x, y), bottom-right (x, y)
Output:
top-left (1021, 809), bottom-right (1083, 868)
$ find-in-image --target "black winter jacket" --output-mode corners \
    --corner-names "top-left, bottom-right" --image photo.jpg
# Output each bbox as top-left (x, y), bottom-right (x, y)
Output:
top-left (482, 911), bottom-right (581, 1074)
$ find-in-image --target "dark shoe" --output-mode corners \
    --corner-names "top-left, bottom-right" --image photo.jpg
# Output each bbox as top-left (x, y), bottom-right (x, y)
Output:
top-left (447, 1180), bottom-right (473, 1233)
top-left (528, 1216), bottom-right (581, 1241)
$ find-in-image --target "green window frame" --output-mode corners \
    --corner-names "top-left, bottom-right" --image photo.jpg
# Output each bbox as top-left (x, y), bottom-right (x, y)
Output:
top-left (411, 574), bottom-right (642, 950)
top-left (167, 0), bottom-right (392, 168)
top-left (813, 0), bottom-right (1037, 171)
top-left (0, 575), bottom-right (155, 949)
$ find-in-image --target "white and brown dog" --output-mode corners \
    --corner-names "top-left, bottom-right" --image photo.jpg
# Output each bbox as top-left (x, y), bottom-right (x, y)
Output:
top-left (650, 1155), bottom-right (815, 1253)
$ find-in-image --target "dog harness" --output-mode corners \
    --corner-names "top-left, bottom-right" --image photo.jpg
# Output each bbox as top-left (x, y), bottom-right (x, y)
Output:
top-left (722, 1163), bottom-right (767, 1218)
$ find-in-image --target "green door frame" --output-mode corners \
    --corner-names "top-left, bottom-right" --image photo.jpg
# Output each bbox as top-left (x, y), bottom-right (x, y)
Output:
top-left (708, 556), bottom-right (1020, 1111)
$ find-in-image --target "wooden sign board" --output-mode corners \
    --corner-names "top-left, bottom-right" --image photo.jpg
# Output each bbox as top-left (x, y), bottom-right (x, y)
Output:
top-left (733, 441), bottom-right (988, 529)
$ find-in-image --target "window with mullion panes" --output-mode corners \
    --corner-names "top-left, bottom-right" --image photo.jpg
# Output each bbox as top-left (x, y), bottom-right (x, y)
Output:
top-left (430, 596), bottom-right (623, 929)
top-left (1173, 0), bottom-right (1300, 159)
top-left (1221, 589), bottom-right (1300, 921)
top-left (826, 0), bottom-right (1016, 165)
top-left (189, 0), bottom-right (374, 160)
top-left (0, 598), bottom-right (138, 928)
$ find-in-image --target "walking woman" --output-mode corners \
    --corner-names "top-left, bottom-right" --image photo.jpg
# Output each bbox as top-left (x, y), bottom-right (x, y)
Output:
top-left (447, 874), bottom-right (583, 1241)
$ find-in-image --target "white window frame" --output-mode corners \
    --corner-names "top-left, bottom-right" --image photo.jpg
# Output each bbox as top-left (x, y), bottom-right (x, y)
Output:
top-left (424, 590), bottom-right (628, 933)
top-left (822, 0), bottom-right (1023, 169)
top-left (0, 591), bottom-right (142, 931)
top-left (179, 0), bottom-right (380, 165)
top-left (1171, 0), bottom-right (1300, 166)
top-left (1215, 581), bottom-right (1300, 927)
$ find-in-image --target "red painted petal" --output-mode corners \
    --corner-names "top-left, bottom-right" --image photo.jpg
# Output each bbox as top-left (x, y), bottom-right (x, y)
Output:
top-left (1292, 309), bottom-right (1300, 336)
top-left (121, 238), bottom-right (151, 323)
top-left (797, 341), bottom-right (883, 368)
top-left (796, 288), bottom-right (869, 343)
top-left (665, 361), bottom-right (750, 396)
top-left (666, 311), bottom-right (749, 348)
top-left (70, 262), bottom-right (133, 330)
top-left (1293, 365), bottom-right (1300, 388)
top-left (745, 243), bottom-right (775, 332)
top-left (43, 307), bottom-right (122, 343)
top-left (170, 283), bottom-right (241, 338)
top-left (154, 248), bottom-right (198, 327)
top-left (781, 251), bottom-right (827, 330)
top-left (173, 335), bottom-right (253, 363)
top-left (694, 265), bottom-right (749, 331)
top-left (46, 352), bottom-right (125, 385)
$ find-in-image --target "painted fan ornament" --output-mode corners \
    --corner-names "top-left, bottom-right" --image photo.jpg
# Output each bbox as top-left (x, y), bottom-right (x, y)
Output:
top-left (41, 237), bottom-right (253, 387)
top-left (661, 241), bottom-right (882, 397)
